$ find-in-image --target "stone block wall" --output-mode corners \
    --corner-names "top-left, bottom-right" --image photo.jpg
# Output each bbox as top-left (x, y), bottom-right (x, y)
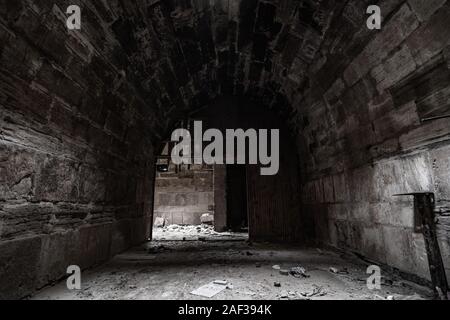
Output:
top-left (0, 0), bottom-right (162, 299)
top-left (293, 1), bottom-right (450, 282)
top-left (153, 163), bottom-right (214, 225)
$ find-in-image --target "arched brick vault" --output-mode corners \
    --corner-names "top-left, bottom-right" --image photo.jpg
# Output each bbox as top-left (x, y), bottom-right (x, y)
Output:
top-left (1, 0), bottom-right (450, 298)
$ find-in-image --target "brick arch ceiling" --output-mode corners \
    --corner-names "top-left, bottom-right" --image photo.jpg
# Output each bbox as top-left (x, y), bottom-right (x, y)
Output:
top-left (2, 0), bottom-right (376, 151)
top-left (82, 0), bottom-right (340, 136)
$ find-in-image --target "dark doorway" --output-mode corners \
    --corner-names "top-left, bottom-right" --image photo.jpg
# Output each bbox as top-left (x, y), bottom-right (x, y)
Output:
top-left (226, 165), bottom-right (248, 232)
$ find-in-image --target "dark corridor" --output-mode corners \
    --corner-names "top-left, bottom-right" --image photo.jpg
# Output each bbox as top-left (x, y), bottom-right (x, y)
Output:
top-left (226, 165), bottom-right (248, 232)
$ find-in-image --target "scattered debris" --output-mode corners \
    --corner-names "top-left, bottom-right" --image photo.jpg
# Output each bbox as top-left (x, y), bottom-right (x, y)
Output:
top-left (290, 266), bottom-right (310, 278)
top-left (279, 269), bottom-right (289, 276)
top-left (246, 251), bottom-right (253, 256)
top-left (147, 244), bottom-right (169, 254)
top-left (153, 224), bottom-right (248, 241)
top-left (191, 282), bottom-right (227, 298)
top-left (277, 291), bottom-right (310, 300)
top-left (154, 217), bottom-right (166, 228)
top-left (329, 267), bottom-right (338, 274)
top-left (200, 213), bottom-right (214, 225)
top-left (329, 266), bottom-right (349, 274)
top-left (237, 290), bottom-right (256, 296)
top-left (301, 285), bottom-right (327, 298)
top-left (375, 293), bottom-right (425, 300)
top-left (273, 265), bottom-right (309, 278)
top-left (34, 239), bottom-right (431, 300)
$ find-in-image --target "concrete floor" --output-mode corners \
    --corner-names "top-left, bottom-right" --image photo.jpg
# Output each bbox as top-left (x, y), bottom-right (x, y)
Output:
top-left (32, 239), bottom-right (432, 300)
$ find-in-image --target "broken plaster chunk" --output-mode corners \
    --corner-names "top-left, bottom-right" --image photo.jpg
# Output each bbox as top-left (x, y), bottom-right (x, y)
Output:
top-left (154, 217), bottom-right (166, 228)
top-left (191, 282), bottom-right (227, 298)
top-left (272, 265), bottom-right (281, 270)
top-left (329, 267), bottom-right (339, 274)
top-left (213, 280), bottom-right (228, 285)
top-left (200, 213), bottom-right (214, 224)
top-left (290, 266), bottom-right (309, 278)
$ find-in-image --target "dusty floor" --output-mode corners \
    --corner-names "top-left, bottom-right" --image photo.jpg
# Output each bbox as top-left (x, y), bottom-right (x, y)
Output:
top-left (32, 238), bottom-right (432, 300)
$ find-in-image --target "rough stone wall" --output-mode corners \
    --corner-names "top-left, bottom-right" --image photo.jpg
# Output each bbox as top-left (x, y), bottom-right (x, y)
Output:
top-left (0, 0), bottom-right (162, 299)
top-left (153, 163), bottom-right (214, 226)
top-left (290, 1), bottom-right (450, 282)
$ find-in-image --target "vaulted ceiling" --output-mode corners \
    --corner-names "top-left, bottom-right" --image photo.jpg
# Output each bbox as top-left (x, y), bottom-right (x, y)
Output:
top-left (75, 0), bottom-right (342, 133)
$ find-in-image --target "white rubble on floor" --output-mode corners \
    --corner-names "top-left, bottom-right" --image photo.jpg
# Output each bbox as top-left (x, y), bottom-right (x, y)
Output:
top-left (152, 223), bottom-right (248, 241)
top-left (200, 213), bottom-right (214, 224)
